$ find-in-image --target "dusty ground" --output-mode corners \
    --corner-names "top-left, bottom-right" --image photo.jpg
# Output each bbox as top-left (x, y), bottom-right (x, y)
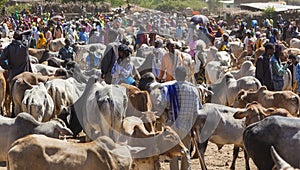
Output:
top-left (161, 142), bottom-right (257, 170)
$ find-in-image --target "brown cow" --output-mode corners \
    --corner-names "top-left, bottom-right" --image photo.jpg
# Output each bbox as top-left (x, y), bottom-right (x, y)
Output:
top-left (121, 116), bottom-right (190, 170)
top-left (233, 86), bottom-right (300, 116)
top-left (120, 83), bottom-right (152, 117)
top-left (233, 101), bottom-right (294, 126)
top-left (28, 48), bottom-right (46, 61)
top-left (0, 70), bottom-right (6, 116)
top-left (8, 135), bottom-right (135, 170)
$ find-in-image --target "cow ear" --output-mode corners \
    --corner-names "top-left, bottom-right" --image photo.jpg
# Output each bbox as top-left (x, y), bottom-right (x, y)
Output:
top-left (233, 109), bottom-right (247, 119)
top-left (237, 90), bottom-right (246, 100)
top-left (55, 123), bottom-right (73, 136)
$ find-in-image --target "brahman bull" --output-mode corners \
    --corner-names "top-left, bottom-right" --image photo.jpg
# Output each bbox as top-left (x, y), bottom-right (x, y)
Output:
top-left (193, 103), bottom-right (249, 170)
top-left (8, 135), bottom-right (136, 170)
top-left (243, 116), bottom-right (300, 170)
top-left (21, 83), bottom-right (54, 122)
top-left (233, 86), bottom-right (300, 116)
top-left (0, 112), bottom-right (72, 162)
top-left (74, 76), bottom-right (128, 141)
top-left (208, 73), bottom-right (261, 106)
top-left (45, 77), bottom-right (86, 117)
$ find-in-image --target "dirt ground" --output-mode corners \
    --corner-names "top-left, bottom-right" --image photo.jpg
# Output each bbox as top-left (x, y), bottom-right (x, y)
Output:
top-left (161, 142), bottom-right (257, 170)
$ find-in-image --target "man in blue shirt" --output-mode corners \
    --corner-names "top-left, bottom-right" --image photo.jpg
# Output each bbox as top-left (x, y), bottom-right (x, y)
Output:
top-left (58, 38), bottom-right (74, 61)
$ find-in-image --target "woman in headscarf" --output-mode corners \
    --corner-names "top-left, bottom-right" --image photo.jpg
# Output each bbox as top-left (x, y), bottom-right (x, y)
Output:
top-left (215, 26), bottom-right (223, 38)
top-left (36, 33), bottom-right (47, 49)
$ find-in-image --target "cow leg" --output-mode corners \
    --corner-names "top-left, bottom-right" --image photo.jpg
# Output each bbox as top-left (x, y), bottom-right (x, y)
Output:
top-left (198, 140), bottom-right (208, 169)
top-left (244, 149), bottom-right (250, 170)
top-left (230, 146), bottom-right (239, 170)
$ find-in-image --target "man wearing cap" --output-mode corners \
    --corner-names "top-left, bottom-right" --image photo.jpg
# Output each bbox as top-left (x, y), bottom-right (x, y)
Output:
top-left (158, 39), bottom-right (183, 82)
top-left (0, 30), bottom-right (31, 81)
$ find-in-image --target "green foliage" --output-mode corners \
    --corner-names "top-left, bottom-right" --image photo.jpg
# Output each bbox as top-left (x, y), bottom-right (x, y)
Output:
top-left (263, 6), bottom-right (276, 19)
top-left (6, 3), bottom-right (31, 15)
top-left (0, 0), bottom-right (8, 8)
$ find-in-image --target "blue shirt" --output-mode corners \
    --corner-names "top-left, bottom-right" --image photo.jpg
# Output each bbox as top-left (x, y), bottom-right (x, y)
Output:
top-left (78, 31), bottom-right (89, 44)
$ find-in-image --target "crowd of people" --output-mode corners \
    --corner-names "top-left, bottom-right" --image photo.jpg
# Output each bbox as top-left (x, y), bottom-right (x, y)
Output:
top-left (1, 4), bottom-right (300, 169)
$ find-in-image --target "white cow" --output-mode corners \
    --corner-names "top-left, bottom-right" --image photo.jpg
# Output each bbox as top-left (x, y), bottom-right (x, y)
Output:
top-left (208, 73), bottom-right (261, 106)
top-left (205, 60), bottom-right (229, 84)
top-left (289, 38), bottom-right (300, 49)
top-left (45, 77), bottom-right (86, 117)
top-left (193, 103), bottom-right (249, 170)
top-left (21, 83), bottom-right (54, 122)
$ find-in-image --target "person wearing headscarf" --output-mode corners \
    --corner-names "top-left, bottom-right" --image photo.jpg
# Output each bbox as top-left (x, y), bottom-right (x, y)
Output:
top-left (111, 44), bottom-right (136, 85)
top-left (36, 33), bottom-right (47, 49)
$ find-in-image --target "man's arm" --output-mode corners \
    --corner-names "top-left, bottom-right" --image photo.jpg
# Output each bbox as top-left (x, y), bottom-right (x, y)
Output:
top-left (255, 57), bottom-right (264, 83)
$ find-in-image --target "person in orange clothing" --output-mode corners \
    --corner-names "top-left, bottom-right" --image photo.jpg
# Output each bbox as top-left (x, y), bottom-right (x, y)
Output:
top-left (158, 39), bottom-right (183, 82)
top-left (36, 33), bottom-right (47, 49)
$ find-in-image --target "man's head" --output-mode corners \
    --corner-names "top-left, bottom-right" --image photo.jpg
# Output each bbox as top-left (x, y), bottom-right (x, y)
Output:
top-left (65, 38), bottom-right (71, 46)
top-left (166, 39), bottom-right (175, 53)
top-left (13, 30), bottom-right (22, 40)
top-left (175, 66), bottom-right (187, 81)
top-left (222, 33), bottom-right (229, 41)
top-left (264, 43), bottom-right (275, 56)
top-left (118, 44), bottom-right (132, 59)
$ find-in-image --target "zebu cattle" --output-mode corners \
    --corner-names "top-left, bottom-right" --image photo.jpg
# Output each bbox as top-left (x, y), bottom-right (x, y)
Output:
top-left (243, 116), bottom-right (300, 170)
top-left (8, 135), bottom-right (135, 170)
top-left (10, 72), bottom-right (66, 115)
top-left (233, 86), bottom-right (300, 116)
top-left (120, 83), bottom-right (152, 117)
top-left (21, 83), bottom-right (54, 122)
top-left (31, 63), bottom-right (59, 76)
top-left (45, 77), bottom-right (86, 117)
top-left (0, 69), bottom-right (6, 115)
top-left (0, 112), bottom-right (72, 161)
top-left (192, 103), bottom-right (249, 170)
top-left (233, 101), bottom-right (294, 126)
top-left (205, 61), bottom-right (229, 84)
top-left (74, 76), bottom-right (128, 141)
top-left (28, 48), bottom-right (45, 61)
top-left (121, 116), bottom-right (190, 170)
top-left (49, 38), bottom-right (65, 52)
top-left (290, 38), bottom-right (300, 49)
top-left (227, 61), bottom-right (256, 79)
top-left (208, 73), bottom-right (261, 106)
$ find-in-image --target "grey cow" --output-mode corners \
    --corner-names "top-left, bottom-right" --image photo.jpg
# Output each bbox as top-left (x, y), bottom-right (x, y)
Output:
top-left (243, 116), bottom-right (300, 170)
top-left (0, 112), bottom-right (73, 161)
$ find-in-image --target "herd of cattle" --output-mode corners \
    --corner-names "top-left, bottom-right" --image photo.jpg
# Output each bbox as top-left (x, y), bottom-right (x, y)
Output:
top-left (0, 22), bottom-right (299, 170)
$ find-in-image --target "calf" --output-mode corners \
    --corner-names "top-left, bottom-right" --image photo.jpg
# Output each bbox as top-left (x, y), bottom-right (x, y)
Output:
top-left (233, 86), bottom-right (300, 116)
top-left (0, 112), bottom-right (72, 161)
top-left (121, 116), bottom-right (190, 170)
top-left (233, 101), bottom-right (294, 126)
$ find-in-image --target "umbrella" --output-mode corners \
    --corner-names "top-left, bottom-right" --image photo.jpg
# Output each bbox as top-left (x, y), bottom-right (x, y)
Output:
top-left (190, 15), bottom-right (209, 24)
top-left (51, 15), bottom-right (64, 21)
